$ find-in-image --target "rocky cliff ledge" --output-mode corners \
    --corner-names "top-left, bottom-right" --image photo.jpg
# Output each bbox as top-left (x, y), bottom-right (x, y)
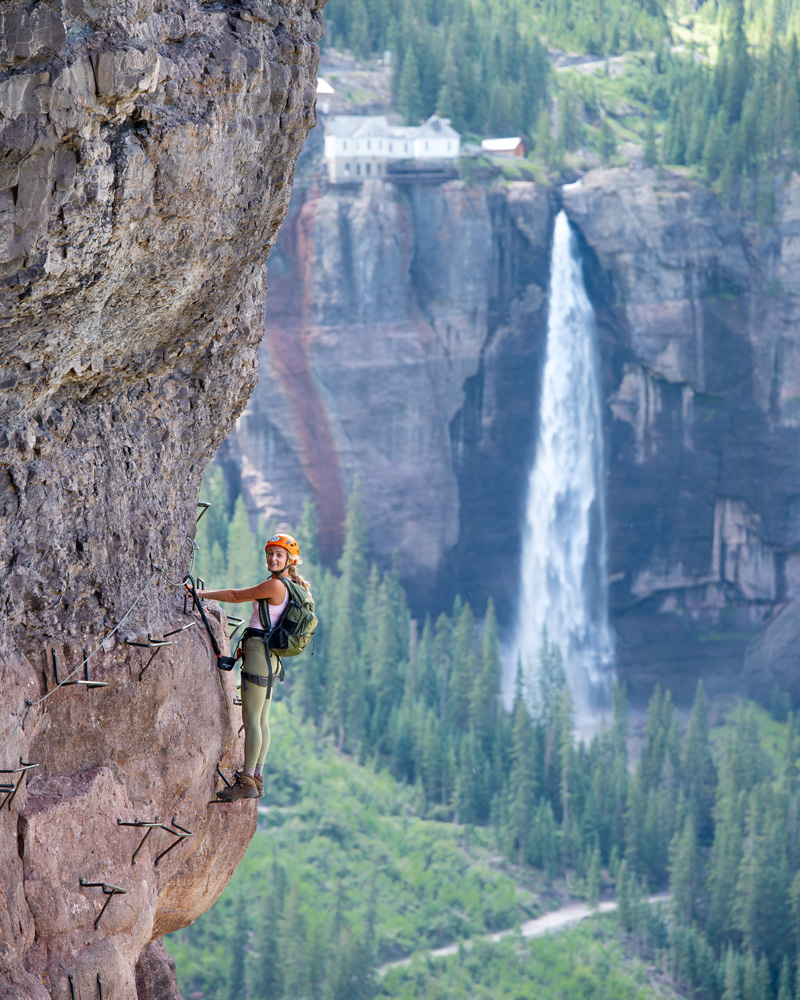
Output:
top-left (0, 2), bottom-right (323, 997)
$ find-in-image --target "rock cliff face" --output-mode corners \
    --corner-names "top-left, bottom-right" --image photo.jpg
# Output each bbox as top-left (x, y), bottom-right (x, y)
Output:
top-left (0, 1), bottom-right (323, 997)
top-left (229, 167), bottom-right (800, 706)
top-left (224, 177), bottom-right (554, 609)
top-left (563, 169), bottom-right (800, 703)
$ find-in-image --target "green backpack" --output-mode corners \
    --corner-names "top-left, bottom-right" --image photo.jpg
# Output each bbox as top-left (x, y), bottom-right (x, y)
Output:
top-left (258, 578), bottom-right (318, 657)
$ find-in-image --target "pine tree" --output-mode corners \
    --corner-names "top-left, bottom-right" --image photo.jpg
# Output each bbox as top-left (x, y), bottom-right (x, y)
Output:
top-left (534, 108), bottom-right (552, 164)
top-left (778, 956), bottom-right (793, 1000)
top-left (509, 695), bottom-right (539, 865)
top-left (644, 109), bottom-right (658, 166)
top-left (436, 40), bottom-right (464, 130)
top-left (225, 495), bottom-right (263, 602)
top-left (600, 116), bottom-right (616, 164)
top-left (398, 46), bottom-right (424, 124)
top-left (683, 680), bottom-right (717, 844)
top-left (279, 884), bottom-right (309, 999)
top-left (448, 602), bottom-right (477, 732)
top-left (469, 600), bottom-right (501, 747)
top-left (587, 843), bottom-right (602, 910)
top-left (259, 871), bottom-right (283, 999)
top-left (327, 480), bottom-right (369, 749)
top-left (194, 464), bottom-right (230, 585)
top-left (295, 496), bottom-right (320, 568)
top-left (228, 906), bottom-right (247, 1000)
top-left (669, 813), bottom-right (700, 925)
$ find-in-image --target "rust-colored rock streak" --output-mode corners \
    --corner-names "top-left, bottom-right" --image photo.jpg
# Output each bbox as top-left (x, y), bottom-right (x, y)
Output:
top-left (0, 1), bottom-right (325, 997)
top-left (263, 187), bottom-right (346, 560)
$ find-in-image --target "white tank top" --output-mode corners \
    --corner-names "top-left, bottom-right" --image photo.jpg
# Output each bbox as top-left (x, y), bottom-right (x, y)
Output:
top-left (249, 580), bottom-right (289, 630)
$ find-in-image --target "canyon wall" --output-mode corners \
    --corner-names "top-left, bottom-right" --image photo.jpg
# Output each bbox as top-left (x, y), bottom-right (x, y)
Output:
top-left (0, 1), bottom-right (323, 997)
top-left (230, 167), bottom-right (800, 706)
top-left (225, 176), bottom-right (555, 610)
top-left (563, 169), bottom-right (800, 703)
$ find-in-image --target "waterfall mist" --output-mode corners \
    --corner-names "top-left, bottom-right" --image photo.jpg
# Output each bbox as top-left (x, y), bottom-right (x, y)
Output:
top-left (505, 209), bottom-right (614, 720)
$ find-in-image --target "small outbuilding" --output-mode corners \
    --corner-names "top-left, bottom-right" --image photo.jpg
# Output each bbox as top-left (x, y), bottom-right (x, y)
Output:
top-left (480, 137), bottom-right (528, 158)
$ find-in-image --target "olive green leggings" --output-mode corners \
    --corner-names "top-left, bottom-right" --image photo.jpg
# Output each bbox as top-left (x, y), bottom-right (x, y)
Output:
top-left (241, 637), bottom-right (276, 768)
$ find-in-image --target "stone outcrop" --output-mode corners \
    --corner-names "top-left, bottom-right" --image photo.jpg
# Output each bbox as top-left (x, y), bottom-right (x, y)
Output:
top-left (0, 1), bottom-right (323, 997)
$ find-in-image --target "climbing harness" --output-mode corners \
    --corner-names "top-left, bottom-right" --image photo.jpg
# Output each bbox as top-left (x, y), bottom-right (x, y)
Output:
top-left (239, 621), bottom-right (282, 699)
top-left (183, 574), bottom-right (237, 671)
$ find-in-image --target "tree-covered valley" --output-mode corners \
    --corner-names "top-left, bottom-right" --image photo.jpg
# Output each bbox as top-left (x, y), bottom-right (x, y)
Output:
top-left (169, 473), bottom-right (800, 1000)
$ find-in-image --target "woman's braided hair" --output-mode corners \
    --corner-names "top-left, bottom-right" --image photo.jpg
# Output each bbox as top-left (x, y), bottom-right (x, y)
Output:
top-left (286, 562), bottom-right (311, 596)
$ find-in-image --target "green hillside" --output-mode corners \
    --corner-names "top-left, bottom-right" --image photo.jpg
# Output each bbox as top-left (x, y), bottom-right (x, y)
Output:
top-left (322, 0), bottom-right (800, 215)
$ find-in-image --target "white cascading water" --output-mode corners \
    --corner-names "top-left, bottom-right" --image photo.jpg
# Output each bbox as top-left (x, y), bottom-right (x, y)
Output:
top-left (507, 209), bottom-right (614, 720)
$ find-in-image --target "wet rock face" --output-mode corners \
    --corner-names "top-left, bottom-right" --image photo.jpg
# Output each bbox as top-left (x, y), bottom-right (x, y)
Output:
top-left (564, 169), bottom-right (800, 703)
top-left (0, 0), bottom-right (323, 996)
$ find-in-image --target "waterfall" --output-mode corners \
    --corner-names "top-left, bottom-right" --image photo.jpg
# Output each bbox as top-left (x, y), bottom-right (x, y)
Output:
top-left (507, 209), bottom-right (613, 720)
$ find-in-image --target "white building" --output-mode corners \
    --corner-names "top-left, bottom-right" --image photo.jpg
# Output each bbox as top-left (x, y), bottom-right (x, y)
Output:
top-left (324, 115), bottom-right (461, 183)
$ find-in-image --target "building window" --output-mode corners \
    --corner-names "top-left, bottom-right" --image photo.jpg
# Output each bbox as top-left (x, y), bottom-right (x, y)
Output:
top-left (389, 142), bottom-right (393, 152)
top-left (367, 140), bottom-right (371, 150)
top-left (342, 141), bottom-right (347, 151)
top-left (366, 162), bottom-right (371, 175)
top-left (447, 142), bottom-right (451, 151)
top-left (425, 141), bottom-right (429, 151)
top-left (404, 143), bottom-right (408, 153)
top-left (345, 162), bottom-right (350, 174)
top-left (356, 163), bottom-right (361, 175)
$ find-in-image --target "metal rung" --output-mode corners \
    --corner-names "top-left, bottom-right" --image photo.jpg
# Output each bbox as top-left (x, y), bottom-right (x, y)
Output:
top-left (79, 878), bottom-right (127, 930)
top-left (0, 759), bottom-right (38, 810)
top-left (125, 636), bottom-right (172, 649)
top-left (117, 817), bottom-right (194, 865)
top-left (53, 648), bottom-right (108, 692)
top-left (196, 502), bottom-right (211, 522)
top-left (162, 622), bottom-right (197, 639)
top-left (126, 634), bottom-right (175, 682)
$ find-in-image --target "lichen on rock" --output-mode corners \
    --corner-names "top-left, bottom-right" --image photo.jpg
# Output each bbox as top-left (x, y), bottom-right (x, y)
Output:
top-left (0, 1), bottom-right (324, 996)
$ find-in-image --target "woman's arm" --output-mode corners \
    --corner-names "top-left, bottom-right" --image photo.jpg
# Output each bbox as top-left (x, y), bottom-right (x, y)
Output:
top-left (195, 578), bottom-right (285, 604)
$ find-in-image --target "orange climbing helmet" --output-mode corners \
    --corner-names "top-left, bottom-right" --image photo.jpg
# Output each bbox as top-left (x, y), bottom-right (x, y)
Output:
top-left (265, 533), bottom-right (301, 565)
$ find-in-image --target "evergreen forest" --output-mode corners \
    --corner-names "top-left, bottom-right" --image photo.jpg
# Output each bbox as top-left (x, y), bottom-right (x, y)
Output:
top-left (321, 0), bottom-right (800, 216)
top-left (171, 471), bottom-right (800, 1000)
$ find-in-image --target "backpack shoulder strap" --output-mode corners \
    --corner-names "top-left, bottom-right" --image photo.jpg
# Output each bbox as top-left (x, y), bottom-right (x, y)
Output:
top-left (259, 578), bottom-right (291, 630)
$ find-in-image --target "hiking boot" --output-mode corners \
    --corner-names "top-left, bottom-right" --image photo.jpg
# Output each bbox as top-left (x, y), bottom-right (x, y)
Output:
top-left (215, 772), bottom-right (259, 802)
top-left (254, 775), bottom-right (264, 798)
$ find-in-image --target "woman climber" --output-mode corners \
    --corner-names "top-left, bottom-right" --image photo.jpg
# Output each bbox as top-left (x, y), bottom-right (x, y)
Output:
top-left (194, 533), bottom-right (311, 802)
